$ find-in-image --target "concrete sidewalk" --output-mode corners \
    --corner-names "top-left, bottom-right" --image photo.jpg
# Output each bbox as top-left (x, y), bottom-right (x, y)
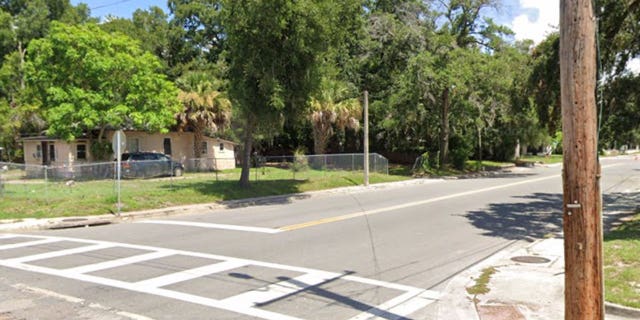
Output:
top-left (436, 238), bottom-right (640, 320)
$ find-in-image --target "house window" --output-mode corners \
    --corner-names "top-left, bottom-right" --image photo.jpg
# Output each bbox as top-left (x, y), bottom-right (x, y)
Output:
top-left (35, 145), bottom-right (42, 159)
top-left (128, 138), bottom-right (139, 153)
top-left (201, 142), bottom-right (208, 155)
top-left (219, 143), bottom-right (224, 151)
top-left (76, 144), bottom-right (87, 160)
top-left (163, 138), bottom-right (172, 155)
top-left (49, 144), bottom-right (56, 161)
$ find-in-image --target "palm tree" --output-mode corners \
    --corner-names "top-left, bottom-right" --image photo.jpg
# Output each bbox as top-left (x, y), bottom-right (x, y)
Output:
top-left (310, 79), bottom-right (361, 155)
top-left (176, 71), bottom-right (231, 158)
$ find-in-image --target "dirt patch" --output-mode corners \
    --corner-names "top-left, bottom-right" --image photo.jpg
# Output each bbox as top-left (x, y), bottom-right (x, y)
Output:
top-left (478, 305), bottom-right (525, 320)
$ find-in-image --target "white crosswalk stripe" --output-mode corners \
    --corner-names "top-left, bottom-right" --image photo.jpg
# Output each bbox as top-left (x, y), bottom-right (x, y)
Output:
top-left (65, 250), bottom-right (175, 274)
top-left (0, 233), bottom-right (439, 320)
top-left (135, 260), bottom-right (248, 288)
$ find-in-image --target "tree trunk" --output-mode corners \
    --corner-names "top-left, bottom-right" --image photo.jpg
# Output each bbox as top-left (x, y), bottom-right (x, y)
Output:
top-left (18, 41), bottom-right (25, 90)
top-left (439, 87), bottom-right (451, 168)
top-left (313, 129), bottom-right (330, 155)
top-left (98, 126), bottom-right (106, 143)
top-left (239, 117), bottom-right (255, 188)
top-left (193, 124), bottom-right (204, 158)
top-left (477, 126), bottom-right (482, 171)
top-left (312, 113), bottom-right (332, 155)
top-left (193, 124), bottom-right (205, 171)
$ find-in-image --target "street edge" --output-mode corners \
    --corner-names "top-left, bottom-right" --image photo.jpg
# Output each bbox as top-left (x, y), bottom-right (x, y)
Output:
top-left (0, 177), bottom-right (445, 231)
top-left (605, 302), bottom-right (640, 318)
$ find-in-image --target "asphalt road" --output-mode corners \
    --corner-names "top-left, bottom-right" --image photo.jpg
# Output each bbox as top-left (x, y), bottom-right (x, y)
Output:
top-left (0, 157), bottom-right (638, 320)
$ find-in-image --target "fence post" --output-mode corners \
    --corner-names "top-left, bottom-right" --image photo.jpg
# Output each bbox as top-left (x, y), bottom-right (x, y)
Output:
top-left (170, 160), bottom-right (174, 190)
top-left (373, 153), bottom-right (378, 172)
top-left (44, 165), bottom-right (49, 205)
top-left (352, 154), bottom-right (355, 171)
top-left (214, 157), bottom-right (219, 181)
top-left (0, 166), bottom-right (4, 197)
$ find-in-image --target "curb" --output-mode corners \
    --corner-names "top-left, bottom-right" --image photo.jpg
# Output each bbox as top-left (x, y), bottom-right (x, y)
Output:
top-left (605, 302), bottom-right (640, 319)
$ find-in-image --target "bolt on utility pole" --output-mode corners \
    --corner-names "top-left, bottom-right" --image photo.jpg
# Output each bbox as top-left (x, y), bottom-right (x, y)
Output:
top-left (363, 90), bottom-right (369, 187)
top-left (560, 1), bottom-right (604, 319)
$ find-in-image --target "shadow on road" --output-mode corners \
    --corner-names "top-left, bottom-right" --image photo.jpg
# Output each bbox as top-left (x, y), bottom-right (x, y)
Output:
top-left (464, 192), bottom-right (639, 242)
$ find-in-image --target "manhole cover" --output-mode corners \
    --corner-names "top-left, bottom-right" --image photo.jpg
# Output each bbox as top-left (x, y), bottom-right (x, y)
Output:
top-left (511, 256), bottom-right (551, 264)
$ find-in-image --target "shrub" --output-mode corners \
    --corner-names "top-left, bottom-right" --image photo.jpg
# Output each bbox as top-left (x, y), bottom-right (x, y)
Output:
top-left (291, 148), bottom-right (308, 179)
top-left (90, 141), bottom-right (113, 161)
top-left (450, 135), bottom-right (473, 170)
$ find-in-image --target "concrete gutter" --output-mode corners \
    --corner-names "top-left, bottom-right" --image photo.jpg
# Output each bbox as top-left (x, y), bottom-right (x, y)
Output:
top-left (606, 302), bottom-right (640, 319)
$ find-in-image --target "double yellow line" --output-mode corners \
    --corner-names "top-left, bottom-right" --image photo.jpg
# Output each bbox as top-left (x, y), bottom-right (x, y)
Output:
top-left (279, 162), bottom-right (624, 232)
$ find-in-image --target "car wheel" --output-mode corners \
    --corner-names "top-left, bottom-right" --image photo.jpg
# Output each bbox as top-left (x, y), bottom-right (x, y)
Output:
top-left (173, 167), bottom-right (183, 177)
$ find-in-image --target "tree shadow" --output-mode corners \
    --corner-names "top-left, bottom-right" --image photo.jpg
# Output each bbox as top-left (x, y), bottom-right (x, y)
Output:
top-left (463, 192), bottom-right (639, 242)
top-left (230, 271), bottom-right (414, 319)
top-left (161, 179), bottom-right (311, 207)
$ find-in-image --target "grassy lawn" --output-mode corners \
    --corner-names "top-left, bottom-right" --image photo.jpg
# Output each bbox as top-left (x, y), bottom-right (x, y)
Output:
top-left (517, 154), bottom-right (563, 164)
top-left (465, 160), bottom-right (514, 170)
top-left (604, 213), bottom-right (640, 309)
top-left (414, 160), bottom-right (513, 177)
top-left (0, 167), bottom-right (409, 220)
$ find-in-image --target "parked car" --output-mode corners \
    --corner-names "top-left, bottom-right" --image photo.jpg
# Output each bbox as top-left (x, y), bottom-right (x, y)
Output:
top-left (118, 152), bottom-right (184, 178)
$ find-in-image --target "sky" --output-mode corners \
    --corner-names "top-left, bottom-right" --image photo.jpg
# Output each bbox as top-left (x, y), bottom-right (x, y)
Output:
top-left (70, 0), bottom-right (168, 19)
top-left (506, 0), bottom-right (559, 44)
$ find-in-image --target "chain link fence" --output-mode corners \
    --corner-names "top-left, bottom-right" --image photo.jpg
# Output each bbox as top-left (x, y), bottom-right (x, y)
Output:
top-left (261, 153), bottom-right (389, 175)
top-left (185, 158), bottom-right (218, 172)
top-left (0, 153), bottom-right (389, 216)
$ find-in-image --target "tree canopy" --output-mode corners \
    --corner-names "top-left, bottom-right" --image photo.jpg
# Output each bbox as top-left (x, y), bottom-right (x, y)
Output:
top-left (0, 0), bottom-right (638, 181)
top-left (25, 22), bottom-right (180, 142)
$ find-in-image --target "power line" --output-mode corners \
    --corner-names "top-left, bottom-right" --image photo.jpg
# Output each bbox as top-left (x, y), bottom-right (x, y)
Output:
top-left (90, 0), bottom-right (134, 11)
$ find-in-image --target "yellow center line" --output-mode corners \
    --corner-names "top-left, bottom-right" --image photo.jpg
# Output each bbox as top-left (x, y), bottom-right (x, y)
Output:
top-left (278, 163), bottom-right (623, 232)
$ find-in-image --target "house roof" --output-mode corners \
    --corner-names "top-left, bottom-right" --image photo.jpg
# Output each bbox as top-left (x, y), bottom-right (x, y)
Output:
top-left (21, 136), bottom-right (90, 142)
top-left (21, 132), bottom-right (238, 145)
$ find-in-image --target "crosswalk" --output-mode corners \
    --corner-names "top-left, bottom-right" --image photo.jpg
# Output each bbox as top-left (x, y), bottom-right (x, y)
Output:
top-left (0, 234), bottom-right (439, 320)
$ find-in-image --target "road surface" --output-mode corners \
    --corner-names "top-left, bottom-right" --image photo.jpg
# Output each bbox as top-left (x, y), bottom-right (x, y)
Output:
top-left (0, 157), bottom-right (638, 319)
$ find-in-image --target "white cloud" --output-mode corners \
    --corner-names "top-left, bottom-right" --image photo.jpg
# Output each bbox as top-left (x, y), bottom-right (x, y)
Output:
top-left (627, 58), bottom-right (640, 75)
top-left (511, 0), bottom-right (559, 44)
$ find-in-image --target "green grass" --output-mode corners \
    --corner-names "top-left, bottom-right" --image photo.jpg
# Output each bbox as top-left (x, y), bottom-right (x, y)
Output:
top-left (465, 160), bottom-right (514, 171)
top-left (517, 154), bottom-right (563, 164)
top-left (414, 160), bottom-right (512, 177)
top-left (466, 267), bottom-right (497, 295)
top-left (388, 164), bottom-right (413, 176)
top-left (0, 167), bottom-right (409, 219)
top-left (604, 213), bottom-right (640, 309)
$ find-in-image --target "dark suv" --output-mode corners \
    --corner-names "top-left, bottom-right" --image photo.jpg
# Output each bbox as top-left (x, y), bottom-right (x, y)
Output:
top-left (119, 152), bottom-right (184, 178)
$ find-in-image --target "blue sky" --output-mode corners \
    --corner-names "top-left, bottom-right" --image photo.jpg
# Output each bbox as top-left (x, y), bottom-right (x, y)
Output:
top-left (70, 0), bottom-right (168, 19)
top-left (71, 0), bottom-right (559, 44)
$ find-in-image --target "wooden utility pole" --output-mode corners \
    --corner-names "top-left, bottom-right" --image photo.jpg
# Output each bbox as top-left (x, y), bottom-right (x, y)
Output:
top-left (559, 1), bottom-right (603, 319)
top-left (364, 90), bottom-right (369, 187)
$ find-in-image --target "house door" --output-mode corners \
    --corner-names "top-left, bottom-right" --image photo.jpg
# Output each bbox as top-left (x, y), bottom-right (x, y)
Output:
top-left (41, 142), bottom-right (55, 165)
top-left (163, 138), bottom-right (172, 155)
top-left (41, 142), bottom-right (49, 165)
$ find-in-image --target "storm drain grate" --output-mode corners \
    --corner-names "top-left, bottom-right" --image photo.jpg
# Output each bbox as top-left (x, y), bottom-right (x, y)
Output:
top-left (510, 256), bottom-right (551, 264)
